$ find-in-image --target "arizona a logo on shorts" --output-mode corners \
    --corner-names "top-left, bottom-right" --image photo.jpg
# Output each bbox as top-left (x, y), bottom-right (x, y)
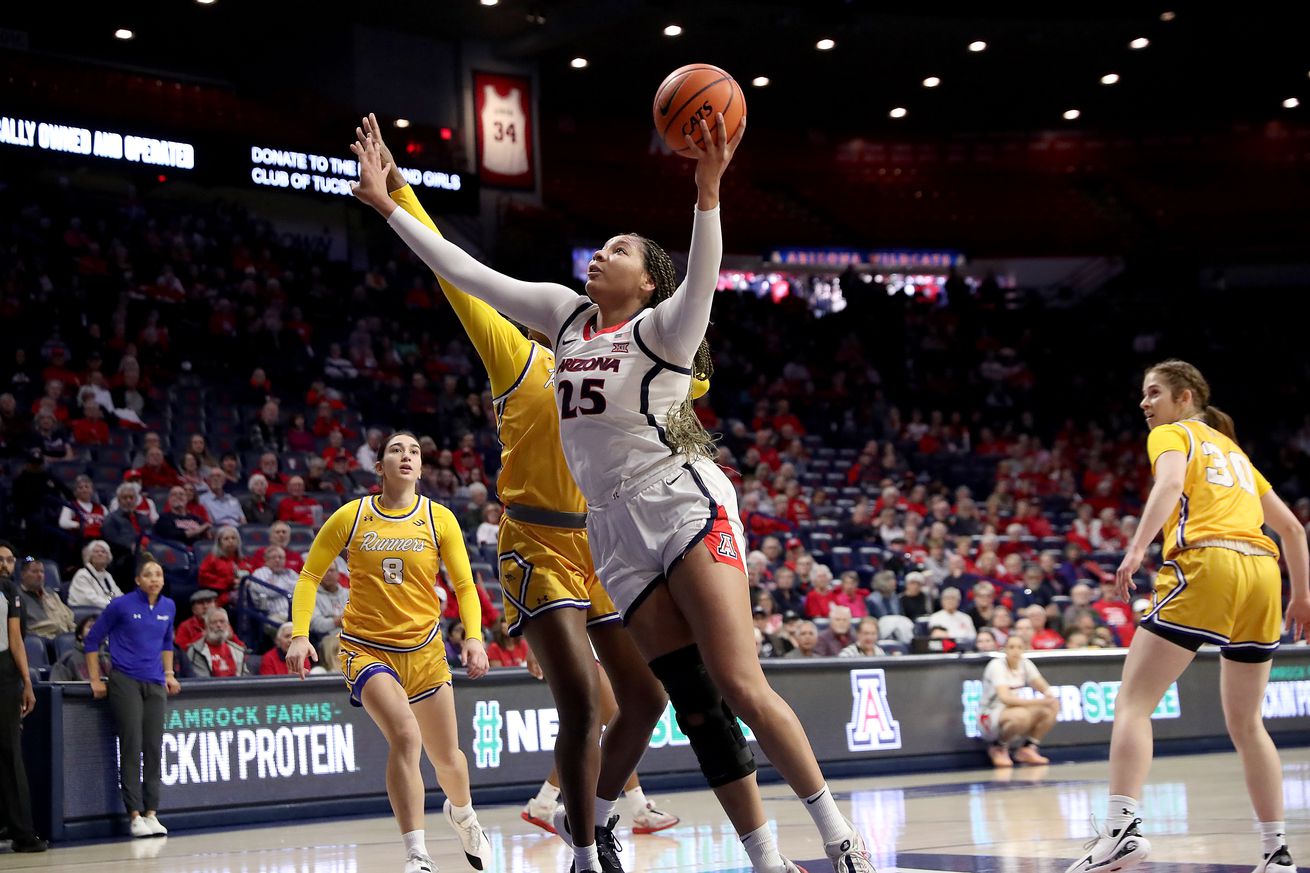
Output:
top-left (716, 532), bottom-right (739, 560)
top-left (846, 668), bottom-right (903, 752)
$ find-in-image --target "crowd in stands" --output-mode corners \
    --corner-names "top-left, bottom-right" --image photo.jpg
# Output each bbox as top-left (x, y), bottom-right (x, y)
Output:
top-left (1, 174), bottom-right (1308, 683)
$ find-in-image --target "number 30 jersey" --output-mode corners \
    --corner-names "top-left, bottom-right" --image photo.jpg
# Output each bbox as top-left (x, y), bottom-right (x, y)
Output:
top-left (298, 494), bottom-right (476, 652)
top-left (1147, 419), bottom-right (1278, 560)
top-left (552, 304), bottom-right (694, 505)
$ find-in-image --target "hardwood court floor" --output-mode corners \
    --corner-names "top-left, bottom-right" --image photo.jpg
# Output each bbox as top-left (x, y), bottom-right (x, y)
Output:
top-left (11, 749), bottom-right (1310, 872)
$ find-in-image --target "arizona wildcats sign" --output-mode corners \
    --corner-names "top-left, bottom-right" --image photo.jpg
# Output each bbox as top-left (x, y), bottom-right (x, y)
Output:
top-left (846, 669), bottom-right (902, 752)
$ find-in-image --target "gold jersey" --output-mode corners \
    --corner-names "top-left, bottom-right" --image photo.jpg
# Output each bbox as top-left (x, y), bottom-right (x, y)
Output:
top-left (1147, 419), bottom-right (1278, 561)
top-left (295, 494), bottom-right (475, 651)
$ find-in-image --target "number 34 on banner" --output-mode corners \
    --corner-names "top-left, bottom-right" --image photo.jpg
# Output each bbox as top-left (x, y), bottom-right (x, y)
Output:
top-left (474, 71), bottom-right (534, 189)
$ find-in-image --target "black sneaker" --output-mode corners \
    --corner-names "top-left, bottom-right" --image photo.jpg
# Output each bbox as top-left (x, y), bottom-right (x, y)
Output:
top-left (11, 835), bottom-right (49, 853)
top-left (595, 815), bottom-right (624, 873)
top-left (563, 813), bottom-right (624, 873)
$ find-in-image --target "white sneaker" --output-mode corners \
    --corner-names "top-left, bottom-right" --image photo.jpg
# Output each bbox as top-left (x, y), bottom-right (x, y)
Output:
top-left (129, 815), bottom-right (154, 838)
top-left (1254, 847), bottom-right (1296, 873)
top-left (631, 800), bottom-right (679, 834)
top-left (444, 798), bottom-right (491, 871)
top-left (781, 859), bottom-right (811, 873)
top-left (405, 852), bottom-right (437, 873)
top-left (1065, 817), bottom-right (1151, 873)
top-left (142, 814), bottom-right (168, 836)
top-left (521, 795), bottom-right (560, 833)
top-left (824, 826), bottom-right (877, 873)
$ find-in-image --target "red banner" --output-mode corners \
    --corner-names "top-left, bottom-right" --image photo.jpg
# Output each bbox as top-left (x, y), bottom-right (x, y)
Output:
top-left (473, 71), bottom-right (534, 189)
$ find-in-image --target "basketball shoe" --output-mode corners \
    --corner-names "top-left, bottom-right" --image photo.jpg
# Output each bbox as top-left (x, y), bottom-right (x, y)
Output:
top-left (1064, 817), bottom-right (1151, 873)
top-left (404, 852), bottom-right (436, 873)
top-left (825, 827), bottom-right (878, 873)
top-left (443, 799), bottom-right (491, 870)
top-left (631, 801), bottom-right (680, 834)
top-left (1254, 846), bottom-right (1296, 873)
top-left (520, 795), bottom-right (560, 833)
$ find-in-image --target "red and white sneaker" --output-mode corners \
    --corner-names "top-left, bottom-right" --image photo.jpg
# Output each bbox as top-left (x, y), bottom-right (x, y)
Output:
top-left (631, 801), bottom-right (680, 834)
top-left (520, 796), bottom-right (560, 834)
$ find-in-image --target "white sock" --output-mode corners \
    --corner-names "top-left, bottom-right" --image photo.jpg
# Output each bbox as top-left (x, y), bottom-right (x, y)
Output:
top-left (803, 784), bottom-right (851, 846)
top-left (626, 786), bottom-right (649, 817)
top-left (595, 796), bottom-right (617, 828)
top-left (1106, 795), bottom-right (1138, 836)
top-left (741, 822), bottom-right (785, 872)
top-left (449, 800), bottom-right (475, 825)
top-left (535, 780), bottom-right (560, 805)
top-left (402, 829), bottom-right (426, 858)
top-left (1260, 821), bottom-right (1287, 856)
top-left (573, 842), bottom-right (600, 872)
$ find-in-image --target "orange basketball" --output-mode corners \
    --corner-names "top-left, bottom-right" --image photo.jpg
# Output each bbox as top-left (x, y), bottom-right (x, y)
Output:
top-left (652, 64), bottom-right (746, 158)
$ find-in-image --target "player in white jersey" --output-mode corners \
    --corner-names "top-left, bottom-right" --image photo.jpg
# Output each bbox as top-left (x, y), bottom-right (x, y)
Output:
top-left (351, 114), bottom-right (874, 873)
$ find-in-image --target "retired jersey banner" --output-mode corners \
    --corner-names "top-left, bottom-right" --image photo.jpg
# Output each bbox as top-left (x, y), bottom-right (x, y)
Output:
top-left (474, 71), bottom-right (534, 189)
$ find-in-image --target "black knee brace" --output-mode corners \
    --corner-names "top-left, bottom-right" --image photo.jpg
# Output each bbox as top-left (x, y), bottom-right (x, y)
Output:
top-left (647, 644), bottom-right (756, 787)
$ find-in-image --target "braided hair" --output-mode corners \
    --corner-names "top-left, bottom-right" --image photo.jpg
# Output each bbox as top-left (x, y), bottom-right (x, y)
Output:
top-left (631, 234), bottom-right (716, 459)
top-left (1147, 359), bottom-right (1237, 442)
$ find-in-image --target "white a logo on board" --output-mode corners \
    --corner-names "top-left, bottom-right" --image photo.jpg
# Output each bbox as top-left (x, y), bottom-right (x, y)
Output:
top-left (846, 669), bottom-right (902, 752)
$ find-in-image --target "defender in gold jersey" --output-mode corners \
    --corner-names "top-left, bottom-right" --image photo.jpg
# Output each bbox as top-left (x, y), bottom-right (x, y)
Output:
top-left (286, 432), bottom-right (492, 873)
top-left (1066, 361), bottom-right (1310, 873)
top-left (361, 114), bottom-right (674, 872)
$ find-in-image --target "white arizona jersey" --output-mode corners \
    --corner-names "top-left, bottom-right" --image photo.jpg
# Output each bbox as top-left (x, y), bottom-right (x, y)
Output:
top-left (552, 302), bottom-right (691, 505)
top-left (480, 85), bottom-right (529, 177)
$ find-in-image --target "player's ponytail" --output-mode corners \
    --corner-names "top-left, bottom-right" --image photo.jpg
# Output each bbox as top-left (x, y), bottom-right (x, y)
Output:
top-left (1147, 359), bottom-right (1238, 442)
top-left (633, 234), bottom-right (716, 459)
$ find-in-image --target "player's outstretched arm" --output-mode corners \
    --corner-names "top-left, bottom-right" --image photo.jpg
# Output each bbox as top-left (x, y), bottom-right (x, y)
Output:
top-left (287, 503), bottom-right (355, 677)
top-left (351, 135), bottom-right (576, 337)
top-left (644, 113), bottom-right (744, 365)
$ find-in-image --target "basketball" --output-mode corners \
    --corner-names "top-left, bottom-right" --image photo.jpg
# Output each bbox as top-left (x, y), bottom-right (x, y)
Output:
top-left (652, 63), bottom-right (746, 157)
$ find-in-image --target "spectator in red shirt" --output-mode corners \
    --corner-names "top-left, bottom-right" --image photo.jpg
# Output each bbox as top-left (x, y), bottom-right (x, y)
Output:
top-left (1091, 579), bottom-right (1135, 646)
top-left (59, 475), bottom-right (107, 540)
top-left (803, 568), bottom-right (838, 620)
top-left (175, 589), bottom-right (247, 651)
top-left (70, 399), bottom-right (111, 446)
top-left (199, 526), bottom-right (252, 607)
top-left (832, 571), bottom-right (871, 618)
top-left (781, 481), bottom-right (811, 525)
top-left (257, 452), bottom-right (288, 495)
top-left (182, 481), bottom-right (211, 525)
top-left (134, 446), bottom-right (182, 490)
top-left (752, 429), bottom-right (781, 471)
top-left (321, 429), bottom-right (357, 470)
top-left (259, 622), bottom-right (295, 675)
top-left (771, 399), bottom-right (806, 436)
top-left (186, 609), bottom-right (251, 677)
top-left (1024, 604), bottom-right (1065, 650)
top-left (452, 432), bottom-right (485, 484)
top-left (311, 399), bottom-right (356, 439)
top-left (277, 476), bottom-right (321, 528)
top-left (286, 413), bottom-right (316, 454)
top-left (485, 619), bottom-right (527, 667)
top-left (250, 521), bottom-right (305, 573)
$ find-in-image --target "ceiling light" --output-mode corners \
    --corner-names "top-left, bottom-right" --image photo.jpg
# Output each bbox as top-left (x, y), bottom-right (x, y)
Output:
top-left (1130, 37), bottom-right (1150, 49)
top-left (1101, 73), bottom-right (1120, 85)
top-left (570, 57), bottom-right (588, 69)
top-left (1285, 97), bottom-right (1301, 109)
top-left (480, 0), bottom-right (499, 5)
top-left (922, 76), bottom-right (941, 88)
top-left (968, 40), bottom-right (987, 52)
top-left (889, 107), bottom-right (907, 119)
top-left (1063, 109), bottom-right (1081, 120)
top-left (196, 0), bottom-right (217, 4)
top-left (816, 38), bottom-right (836, 51)
top-left (1159, 11), bottom-right (1175, 21)
top-left (393, 118), bottom-right (411, 129)
top-left (114, 28), bottom-right (134, 40)
top-left (663, 24), bottom-right (682, 37)
top-left (751, 76), bottom-right (770, 87)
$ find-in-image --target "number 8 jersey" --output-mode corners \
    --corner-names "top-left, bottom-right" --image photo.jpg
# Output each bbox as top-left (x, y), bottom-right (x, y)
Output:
top-left (302, 494), bottom-right (475, 653)
top-left (1147, 419), bottom-right (1278, 560)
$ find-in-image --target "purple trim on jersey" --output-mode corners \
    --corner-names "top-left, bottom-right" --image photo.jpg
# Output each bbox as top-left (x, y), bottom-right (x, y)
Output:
top-left (555, 300), bottom-right (593, 351)
top-left (348, 661), bottom-right (399, 707)
top-left (492, 343), bottom-right (536, 403)
top-left (1176, 493), bottom-right (1190, 549)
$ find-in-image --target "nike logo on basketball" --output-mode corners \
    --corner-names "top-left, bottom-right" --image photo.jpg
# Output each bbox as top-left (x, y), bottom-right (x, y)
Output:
top-left (658, 95), bottom-right (673, 116)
